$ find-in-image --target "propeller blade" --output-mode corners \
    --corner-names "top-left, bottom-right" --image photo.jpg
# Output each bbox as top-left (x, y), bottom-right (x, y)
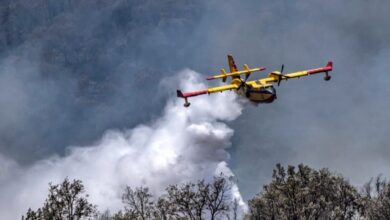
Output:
top-left (278, 64), bottom-right (285, 86)
top-left (237, 79), bottom-right (244, 90)
top-left (237, 79), bottom-right (251, 97)
top-left (243, 82), bottom-right (250, 97)
top-left (245, 73), bottom-right (250, 81)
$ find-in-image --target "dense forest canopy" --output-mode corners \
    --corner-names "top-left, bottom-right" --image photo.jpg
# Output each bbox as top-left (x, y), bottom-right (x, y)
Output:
top-left (23, 164), bottom-right (390, 219)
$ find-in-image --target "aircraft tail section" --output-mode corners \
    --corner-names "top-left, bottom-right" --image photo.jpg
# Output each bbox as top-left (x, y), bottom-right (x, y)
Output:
top-left (206, 54), bottom-right (266, 82)
top-left (227, 54), bottom-right (238, 73)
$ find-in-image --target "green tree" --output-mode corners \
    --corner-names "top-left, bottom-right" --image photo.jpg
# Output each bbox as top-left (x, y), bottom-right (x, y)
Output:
top-left (248, 164), bottom-right (359, 220)
top-left (165, 176), bottom-right (231, 220)
top-left (165, 182), bottom-right (201, 220)
top-left (153, 197), bottom-right (176, 220)
top-left (113, 176), bottom-right (233, 220)
top-left (110, 210), bottom-right (138, 220)
top-left (359, 175), bottom-right (390, 219)
top-left (121, 186), bottom-right (154, 220)
top-left (206, 176), bottom-right (231, 220)
top-left (23, 178), bottom-right (96, 220)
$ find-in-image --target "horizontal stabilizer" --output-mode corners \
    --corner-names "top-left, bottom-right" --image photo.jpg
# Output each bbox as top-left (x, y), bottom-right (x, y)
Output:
top-left (206, 67), bottom-right (266, 81)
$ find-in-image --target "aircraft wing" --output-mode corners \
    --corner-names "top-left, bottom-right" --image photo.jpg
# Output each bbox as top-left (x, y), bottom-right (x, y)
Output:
top-left (177, 84), bottom-right (239, 107)
top-left (177, 84), bottom-right (239, 99)
top-left (259, 61), bottom-right (333, 85)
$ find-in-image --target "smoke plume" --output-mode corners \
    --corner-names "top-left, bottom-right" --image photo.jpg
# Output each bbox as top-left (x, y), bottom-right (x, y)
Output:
top-left (0, 70), bottom-right (245, 219)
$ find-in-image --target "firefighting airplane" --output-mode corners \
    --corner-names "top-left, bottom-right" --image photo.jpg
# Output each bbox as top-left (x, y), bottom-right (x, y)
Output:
top-left (177, 55), bottom-right (333, 107)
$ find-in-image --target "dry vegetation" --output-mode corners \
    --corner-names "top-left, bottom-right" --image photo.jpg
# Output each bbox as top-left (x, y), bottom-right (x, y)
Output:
top-left (23, 164), bottom-right (390, 220)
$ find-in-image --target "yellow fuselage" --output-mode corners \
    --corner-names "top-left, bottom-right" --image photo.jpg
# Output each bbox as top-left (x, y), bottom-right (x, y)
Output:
top-left (230, 78), bottom-right (277, 104)
top-left (236, 85), bottom-right (277, 103)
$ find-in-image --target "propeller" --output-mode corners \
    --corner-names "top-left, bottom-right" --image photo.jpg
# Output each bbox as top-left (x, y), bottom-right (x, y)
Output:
top-left (237, 67), bottom-right (257, 97)
top-left (244, 73), bottom-right (250, 81)
top-left (277, 64), bottom-right (284, 86)
top-left (237, 78), bottom-right (251, 97)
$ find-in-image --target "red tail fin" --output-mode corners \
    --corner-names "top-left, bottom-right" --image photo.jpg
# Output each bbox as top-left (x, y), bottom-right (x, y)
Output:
top-left (326, 61), bottom-right (333, 70)
top-left (227, 54), bottom-right (238, 73)
top-left (177, 90), bottom-right (184, 98)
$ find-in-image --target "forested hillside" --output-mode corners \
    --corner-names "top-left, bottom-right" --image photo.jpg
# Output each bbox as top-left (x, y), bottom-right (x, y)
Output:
top-left (23, 164), bottom-right (390, 219)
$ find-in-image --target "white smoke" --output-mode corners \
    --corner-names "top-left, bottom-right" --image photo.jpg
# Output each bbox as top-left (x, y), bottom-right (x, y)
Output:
top-left (0, 69), bottom-right (245, 219)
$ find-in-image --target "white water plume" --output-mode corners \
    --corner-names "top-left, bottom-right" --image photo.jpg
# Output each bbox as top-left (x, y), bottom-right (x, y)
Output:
top-left (0, 69), bottom-right (246, 219)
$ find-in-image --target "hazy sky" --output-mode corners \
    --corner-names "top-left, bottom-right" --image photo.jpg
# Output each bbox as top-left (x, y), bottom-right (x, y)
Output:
top-left (218, 1), bottom-right (390, 199)
top-left (1, 0), bottom-right (390, 214)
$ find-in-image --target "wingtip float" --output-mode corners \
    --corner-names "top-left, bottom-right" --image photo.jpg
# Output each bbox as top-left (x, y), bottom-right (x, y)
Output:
top-left (177, 54), bottom-right (333, 107)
